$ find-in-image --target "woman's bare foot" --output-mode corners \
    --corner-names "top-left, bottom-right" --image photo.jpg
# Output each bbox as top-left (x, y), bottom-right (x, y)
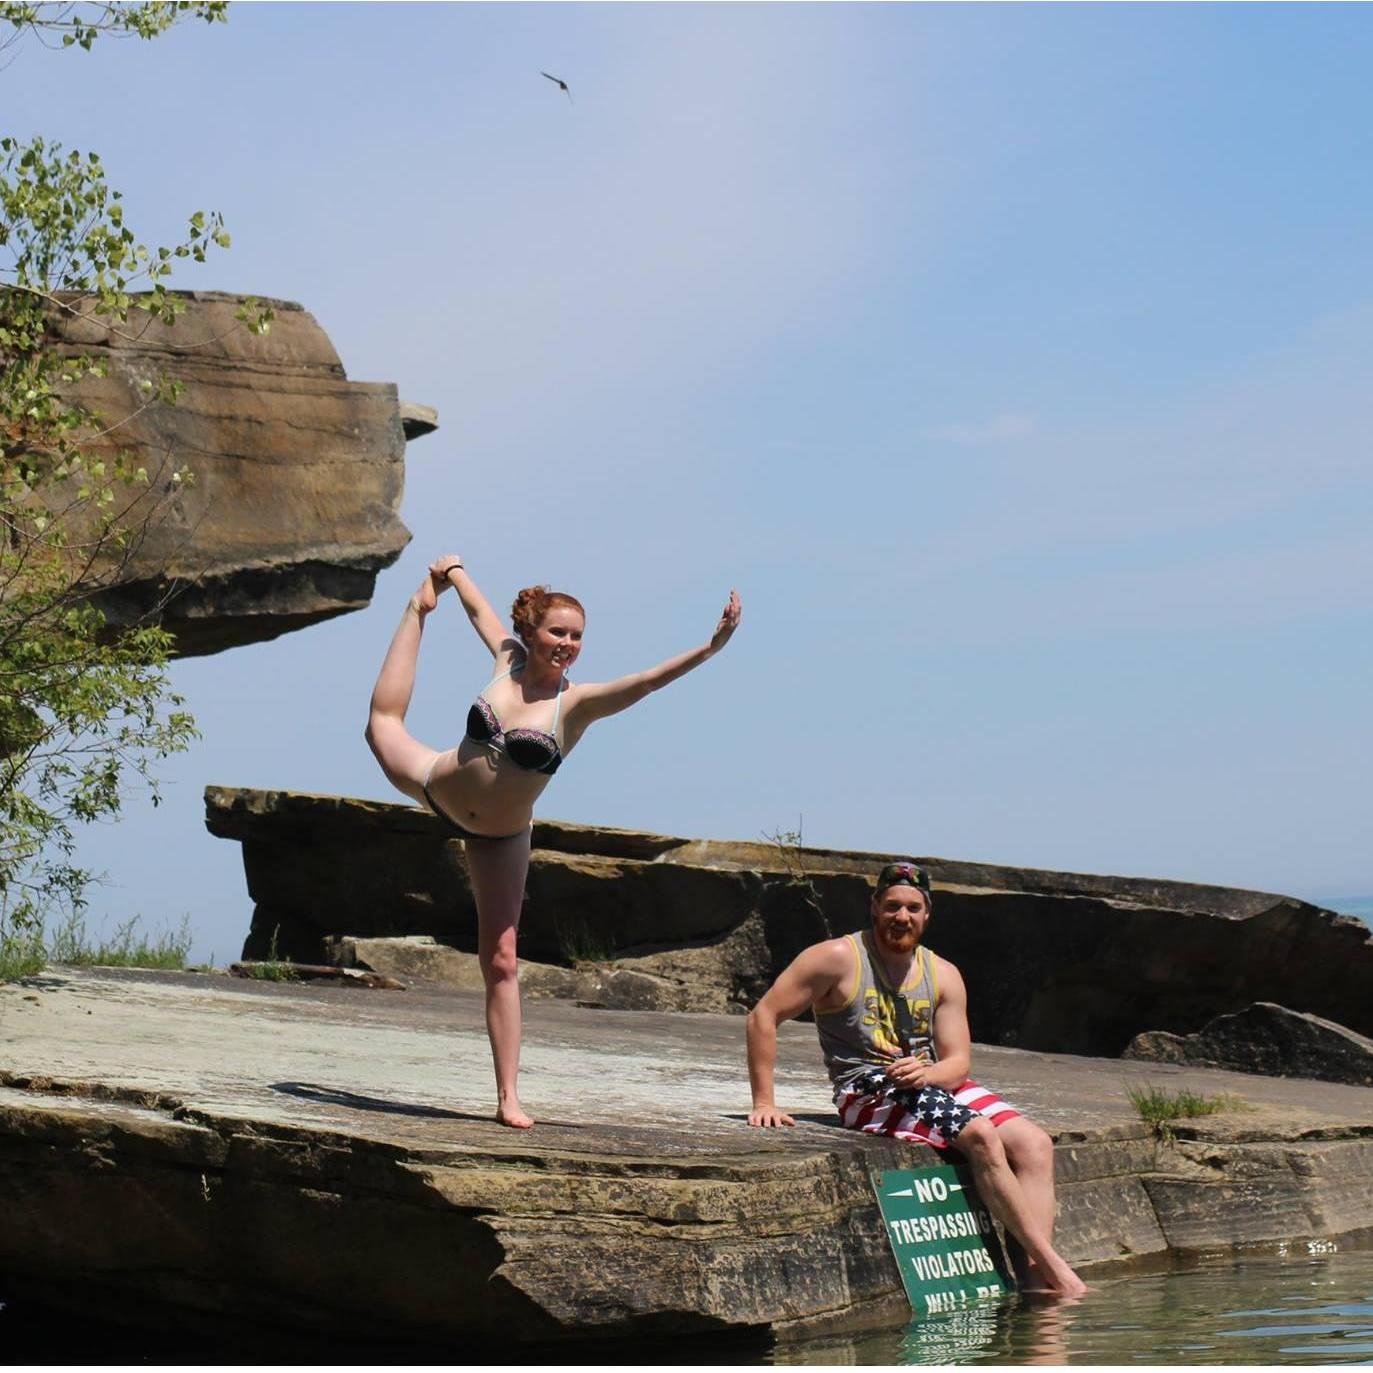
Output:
top-left (429, 555), bottom-right (463, 593)
top-left (410, 576), bottom-right (439, 616)
top-left (497, 1096), bottom-right (534, 1129)
top-left (410, 556), bottom-right (463, 616)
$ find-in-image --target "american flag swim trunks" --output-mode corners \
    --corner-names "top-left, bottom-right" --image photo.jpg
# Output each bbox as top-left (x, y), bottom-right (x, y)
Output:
top-left (836, 1068), bottom-right (1020, 1149)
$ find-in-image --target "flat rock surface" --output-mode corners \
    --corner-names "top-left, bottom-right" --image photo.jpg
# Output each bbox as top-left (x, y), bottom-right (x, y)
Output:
top-left (6, 967), bottom-right (1373, 1342)
top-left (5, 967), bottom-right (1373, 1151)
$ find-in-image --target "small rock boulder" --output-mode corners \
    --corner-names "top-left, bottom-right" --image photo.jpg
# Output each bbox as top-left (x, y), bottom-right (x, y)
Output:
top-left (1124, 1002), bottom-right (1373, 1086)
top-left (323, 933), bottom-right (754, 1013)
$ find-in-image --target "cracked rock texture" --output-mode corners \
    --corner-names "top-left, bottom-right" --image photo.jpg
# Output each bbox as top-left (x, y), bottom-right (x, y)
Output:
top-left (207, 787), bottom-right (1373, 1057)
top-left (3, 969), bottom-right (1373, 1343)
top-left (48, 292), bottom-right (432, 655)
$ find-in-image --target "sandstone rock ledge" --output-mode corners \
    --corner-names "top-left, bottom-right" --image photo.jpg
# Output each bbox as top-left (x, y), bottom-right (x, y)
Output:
top-left (206, 786), bottom-right (1373, 1057)
top-left (3, 969), bottom-right (1373, 1345)
top-left (50, 293), bottom-right (434, 656)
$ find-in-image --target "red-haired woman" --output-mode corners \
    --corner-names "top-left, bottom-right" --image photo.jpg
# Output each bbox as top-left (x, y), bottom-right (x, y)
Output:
top-left (366, 556), bottom-right (741, 1128)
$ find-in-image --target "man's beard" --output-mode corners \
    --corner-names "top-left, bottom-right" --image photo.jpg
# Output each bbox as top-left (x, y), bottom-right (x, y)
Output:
top-left (873, 919), bottom-right (918, 955)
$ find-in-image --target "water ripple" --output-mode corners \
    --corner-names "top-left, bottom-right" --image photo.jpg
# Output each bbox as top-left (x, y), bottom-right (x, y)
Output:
top-left (770, 1244), bottom-right (1373, 1365)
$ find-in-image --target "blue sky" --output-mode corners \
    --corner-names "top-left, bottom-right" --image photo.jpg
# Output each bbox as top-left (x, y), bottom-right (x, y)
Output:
top-left (6, 4), bottom-right (1372, 959)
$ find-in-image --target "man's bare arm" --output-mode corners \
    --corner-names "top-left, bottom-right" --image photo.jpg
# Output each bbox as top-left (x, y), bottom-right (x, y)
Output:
top-left (746, 940), bottom-right (850, 1127)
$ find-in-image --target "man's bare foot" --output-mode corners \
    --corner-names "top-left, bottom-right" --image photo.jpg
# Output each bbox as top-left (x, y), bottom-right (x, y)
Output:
top-left (496, 1098), bottom-right (534, 1129)
top-left (1035, 1258), bottom-right (1087, 1298)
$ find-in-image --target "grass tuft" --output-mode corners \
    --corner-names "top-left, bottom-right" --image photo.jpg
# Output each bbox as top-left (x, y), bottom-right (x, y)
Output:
top-left (0, 926), bottom-right (47, 981)
top-left (0, 912), bottom-right (191, 981)
top-left (555, 916), bottom-right (611, 966)
top-left (237, 926), bottom-right (297, 981)
top-left (47, 913), bottom-right (191, 969)
top-left (1128, 1082), bottom-right (1252, 1140)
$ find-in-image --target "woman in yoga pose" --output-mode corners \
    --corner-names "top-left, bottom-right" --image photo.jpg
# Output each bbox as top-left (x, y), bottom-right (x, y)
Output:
top-left (366, 555), bottom-right (741, 1128)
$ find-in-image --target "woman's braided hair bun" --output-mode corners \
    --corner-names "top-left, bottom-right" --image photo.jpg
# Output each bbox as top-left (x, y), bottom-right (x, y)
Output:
top-left (512, 586), bottom-right (585, 647)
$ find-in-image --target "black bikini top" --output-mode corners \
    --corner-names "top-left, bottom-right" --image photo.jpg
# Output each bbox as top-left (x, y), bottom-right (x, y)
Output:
top-left (466, 662), bottom-right (564, 775)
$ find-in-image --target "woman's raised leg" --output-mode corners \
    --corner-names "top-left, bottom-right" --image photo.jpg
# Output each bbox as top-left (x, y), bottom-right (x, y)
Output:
top-left (464, 828), bottom-right (536, 1128)
top-left (364, 574), bottom-right (445, 804)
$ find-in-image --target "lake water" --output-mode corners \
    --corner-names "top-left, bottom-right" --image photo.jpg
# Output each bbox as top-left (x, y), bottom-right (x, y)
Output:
top-left (1324, 895), bottom-right (1373, 928)
top-left (769, 1242), bottom-right (1373, 1365)
top-left (5, 1242), bottom-right (1373, 1364)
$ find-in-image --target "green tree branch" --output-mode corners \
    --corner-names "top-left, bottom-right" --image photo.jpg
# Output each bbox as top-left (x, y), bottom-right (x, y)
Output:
top-left (1, 9), bottom-right (271, 938)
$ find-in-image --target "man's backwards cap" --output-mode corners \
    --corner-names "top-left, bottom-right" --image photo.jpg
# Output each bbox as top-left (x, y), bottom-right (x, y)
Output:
top-left (874, 861), bottom-right (932, 898)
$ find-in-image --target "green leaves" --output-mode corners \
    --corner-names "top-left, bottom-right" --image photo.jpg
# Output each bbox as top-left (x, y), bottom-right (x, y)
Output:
top-left (0, 580), bottom-right (200, 930)
top-left (1, 3), bottom-right (228, 54)
top-left (0, 137), bottom-right (243, 330)
top-left (234, 295), bottom-right (274, 336)
top-left (0, 5), bottom-right (242, 941)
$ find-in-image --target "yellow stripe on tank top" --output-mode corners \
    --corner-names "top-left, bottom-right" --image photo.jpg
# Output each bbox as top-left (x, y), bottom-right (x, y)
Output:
top-left (817, 932), bottom-right (862, 1017)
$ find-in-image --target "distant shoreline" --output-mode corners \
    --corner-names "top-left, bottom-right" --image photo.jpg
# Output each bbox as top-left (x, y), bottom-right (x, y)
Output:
top-left (1318, 896), bottom-right (1373, 928)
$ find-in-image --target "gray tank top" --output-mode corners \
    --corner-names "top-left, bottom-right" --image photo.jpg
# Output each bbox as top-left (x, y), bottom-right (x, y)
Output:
top-left (815, 932), bottom-right (939, 1099)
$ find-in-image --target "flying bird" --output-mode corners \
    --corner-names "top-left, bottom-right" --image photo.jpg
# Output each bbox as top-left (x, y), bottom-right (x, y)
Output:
top-left (541, 71), bottom-right (573, 104)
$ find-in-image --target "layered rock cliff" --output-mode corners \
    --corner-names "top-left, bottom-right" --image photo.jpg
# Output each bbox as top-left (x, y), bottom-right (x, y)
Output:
top-left (4, 968), bottom-right (1373, 1345)
top-left (204, 787), bottom-right (1373, 1057)
top-left (49, 292), bottom-right (432, 655)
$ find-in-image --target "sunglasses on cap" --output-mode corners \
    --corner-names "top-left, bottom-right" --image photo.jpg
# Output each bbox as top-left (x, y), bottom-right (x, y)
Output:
top-left (874, 862), bottom-right (931, 895)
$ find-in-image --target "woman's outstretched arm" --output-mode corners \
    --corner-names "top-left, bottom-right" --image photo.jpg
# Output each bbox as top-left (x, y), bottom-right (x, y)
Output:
top-left (569, 590), bottom-right (740, 727)
top-left (432, 555), bottom-right (517, 658)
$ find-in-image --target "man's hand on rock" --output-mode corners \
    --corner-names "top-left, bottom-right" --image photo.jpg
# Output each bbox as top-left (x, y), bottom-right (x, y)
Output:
top-left (748, 1104), bottom-right (796, 1127)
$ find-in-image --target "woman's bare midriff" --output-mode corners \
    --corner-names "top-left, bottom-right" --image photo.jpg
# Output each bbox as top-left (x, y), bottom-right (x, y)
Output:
top-left (425, 739), bottom-right (553, 836)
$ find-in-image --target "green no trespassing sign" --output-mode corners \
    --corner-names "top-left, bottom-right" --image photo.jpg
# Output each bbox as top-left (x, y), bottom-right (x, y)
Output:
top-left (872, 1165), bottom-right (1012, 1315)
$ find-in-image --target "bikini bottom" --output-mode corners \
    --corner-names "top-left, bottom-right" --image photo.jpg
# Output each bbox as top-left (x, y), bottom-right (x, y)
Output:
top-left (421, 780), bottom-right (526, 842)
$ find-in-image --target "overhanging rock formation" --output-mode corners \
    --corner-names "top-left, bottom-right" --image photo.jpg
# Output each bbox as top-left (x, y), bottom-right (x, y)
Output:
top-left (205, 786), bottom-right (1373, 1059)
top-left (51, 292), bottom-right (433, 655)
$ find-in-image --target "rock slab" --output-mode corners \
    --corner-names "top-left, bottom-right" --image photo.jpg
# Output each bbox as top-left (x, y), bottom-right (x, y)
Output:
top-left (206, 786), bottom-right (1373, 1057)
top-left (1126, 1002), bottom-right (1373, 1086)
top-left (4, 969), bottom-right (1373, 1345)
top-left (49, 292), bottom-right (433, 655)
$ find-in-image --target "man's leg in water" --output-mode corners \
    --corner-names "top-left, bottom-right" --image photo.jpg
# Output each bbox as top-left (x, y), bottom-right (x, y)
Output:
top-left (950, 1117), bottom-right (1085, 1297)
top-left (837, 1074), bottom-right (1082, 1296)
top-left (994, 1115), bottom-right (1059, 1287)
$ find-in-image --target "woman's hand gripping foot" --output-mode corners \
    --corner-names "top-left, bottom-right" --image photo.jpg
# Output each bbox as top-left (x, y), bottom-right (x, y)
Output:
top-left (410, 554), bottom-right (464, 616)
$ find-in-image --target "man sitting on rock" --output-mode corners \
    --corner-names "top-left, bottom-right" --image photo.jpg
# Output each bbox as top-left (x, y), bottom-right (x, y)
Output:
top-left (745, 860), bottom-right (1086, 1298)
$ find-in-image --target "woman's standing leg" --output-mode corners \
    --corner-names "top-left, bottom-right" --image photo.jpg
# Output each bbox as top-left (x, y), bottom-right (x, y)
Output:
top-left (464, 827), bottom-right (535, 1129)
top-left (365, 575), bottom-right (444, 804)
